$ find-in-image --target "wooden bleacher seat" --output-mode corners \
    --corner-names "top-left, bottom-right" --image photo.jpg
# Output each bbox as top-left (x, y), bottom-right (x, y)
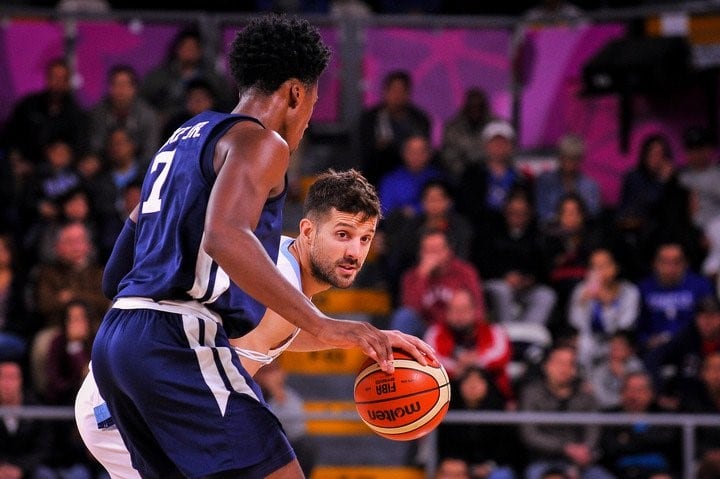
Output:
top-left (304, 400), bottom-right (371, 436)
top-left (310, 466), bottom-right (425, 479)
top-left (278, 348), bottom-right (368, 374)
top-left (312, 288), bottom-right (391, 316)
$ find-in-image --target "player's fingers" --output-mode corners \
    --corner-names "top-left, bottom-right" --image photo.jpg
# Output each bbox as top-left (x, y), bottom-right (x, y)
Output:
top-left (367, 324), bottom-right (394, 374)
top-left (387, 332), bottom-right (436, 366)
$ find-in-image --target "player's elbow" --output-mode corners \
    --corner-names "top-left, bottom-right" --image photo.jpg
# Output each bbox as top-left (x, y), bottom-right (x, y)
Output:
top-left (201, 227), bottom-right (230, 260)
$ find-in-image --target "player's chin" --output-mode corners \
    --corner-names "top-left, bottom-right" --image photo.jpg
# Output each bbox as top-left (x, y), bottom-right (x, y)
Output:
top-left (332, 272), bottom-right (357, 289)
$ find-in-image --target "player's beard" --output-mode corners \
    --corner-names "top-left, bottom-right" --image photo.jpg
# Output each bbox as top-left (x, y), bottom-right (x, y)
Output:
top-left (309, 250), bottom-right (359, 289)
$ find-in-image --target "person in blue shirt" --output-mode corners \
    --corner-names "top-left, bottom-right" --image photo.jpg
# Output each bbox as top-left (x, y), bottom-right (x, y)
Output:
top-left (534, 134), bottom-right (601, 228)
top-left (378, 134), bottom-right (444, 218)
top-left (637, 241), bottom-right (714, 358)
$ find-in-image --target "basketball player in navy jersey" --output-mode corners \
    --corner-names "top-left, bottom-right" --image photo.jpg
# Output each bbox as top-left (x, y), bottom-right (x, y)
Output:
top-left (78, 169), bottom-right (433, 478)
top-left (90, 16), bottom-right (429, 479)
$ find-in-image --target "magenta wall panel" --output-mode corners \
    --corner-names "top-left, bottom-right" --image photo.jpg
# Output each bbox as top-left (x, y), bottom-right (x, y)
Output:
top-left (0, 19), bottom-right (65, 124)
top-left (362, 26), bottom-right (513, 147)
top-left (74, 21), bottom-right (182, 108)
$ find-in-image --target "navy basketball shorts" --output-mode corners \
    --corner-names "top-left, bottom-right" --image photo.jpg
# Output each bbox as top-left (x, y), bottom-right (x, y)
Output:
top-left (91, 306), bottom-right (296, 479)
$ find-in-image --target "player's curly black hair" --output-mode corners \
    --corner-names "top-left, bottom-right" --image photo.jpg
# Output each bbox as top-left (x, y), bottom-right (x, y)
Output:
top-left (229, 14), bottom-right (331, 94)
top-left (304, 169), bottom-right (382, 222)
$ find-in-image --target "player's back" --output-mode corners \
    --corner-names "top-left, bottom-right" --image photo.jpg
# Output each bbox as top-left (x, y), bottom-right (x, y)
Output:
top-left (117, 111), bottom-right (286, 332)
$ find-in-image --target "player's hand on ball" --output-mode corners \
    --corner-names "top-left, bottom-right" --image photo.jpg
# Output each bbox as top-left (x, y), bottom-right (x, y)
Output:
top-left (381, 330), bottom-right (438, 367)
top-left (316, 318), bottom-right (395, 373)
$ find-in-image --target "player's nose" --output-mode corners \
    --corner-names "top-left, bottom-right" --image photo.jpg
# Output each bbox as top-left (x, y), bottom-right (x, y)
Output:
top-left (345, 240), bottom-right (361, 259)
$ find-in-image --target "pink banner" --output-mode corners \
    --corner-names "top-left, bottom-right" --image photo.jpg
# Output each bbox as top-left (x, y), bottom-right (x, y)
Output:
top-left (519, 23), bottom-right (713, 205)
top-left (74, 21), bottom-right (182, 108)
top-left (0, 19), bottom-right (64, 124)
top-left (362, 27), bottom-right (513, 146)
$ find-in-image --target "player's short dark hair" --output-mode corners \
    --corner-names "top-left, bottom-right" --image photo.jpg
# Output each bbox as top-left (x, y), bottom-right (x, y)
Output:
top-left (229, 14), bottom-right (331, 94)
top-left (304, 169), bottom-right (381, 222)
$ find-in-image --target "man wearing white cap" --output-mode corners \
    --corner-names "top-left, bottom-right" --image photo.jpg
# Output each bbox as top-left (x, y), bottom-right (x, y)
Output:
top-left (456, 119), bottom-right (529, 230)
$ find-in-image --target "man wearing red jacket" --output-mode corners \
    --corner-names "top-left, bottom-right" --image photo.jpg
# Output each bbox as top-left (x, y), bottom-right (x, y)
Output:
top-left (389, 229), bottom-right (486, 338)
top-left (425, 287), bottom-right (513, 399)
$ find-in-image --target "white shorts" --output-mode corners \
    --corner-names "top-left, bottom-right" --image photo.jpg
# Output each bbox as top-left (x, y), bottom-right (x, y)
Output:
top-left (74, 365), bottom-right (140, 479)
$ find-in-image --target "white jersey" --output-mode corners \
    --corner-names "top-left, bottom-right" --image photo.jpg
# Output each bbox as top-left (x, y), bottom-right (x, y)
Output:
top-left (75, 236), bottom-right (301, 478)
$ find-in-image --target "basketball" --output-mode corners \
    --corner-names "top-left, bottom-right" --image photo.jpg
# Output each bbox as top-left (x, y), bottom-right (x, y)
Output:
top-left (353, 350), bottom-right (451, 441)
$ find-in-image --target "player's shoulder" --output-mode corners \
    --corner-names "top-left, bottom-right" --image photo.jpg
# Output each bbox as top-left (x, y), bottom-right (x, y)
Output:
top-left (277, 236), bottom-right (301, 287)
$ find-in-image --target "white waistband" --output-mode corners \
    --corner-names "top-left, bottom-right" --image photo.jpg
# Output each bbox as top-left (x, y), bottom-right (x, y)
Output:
top-left (112, 297), bottom-right (222, 325)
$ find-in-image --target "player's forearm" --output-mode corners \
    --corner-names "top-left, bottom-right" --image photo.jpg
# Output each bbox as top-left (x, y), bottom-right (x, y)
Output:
top-left (285, 329), bottom-right (334, 351)
top-left (203, 227), bottom-right (326, 336)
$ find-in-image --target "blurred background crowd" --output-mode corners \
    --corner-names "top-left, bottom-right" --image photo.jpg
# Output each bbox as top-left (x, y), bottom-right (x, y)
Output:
top-left (2, 1), bottom-right (720, 479)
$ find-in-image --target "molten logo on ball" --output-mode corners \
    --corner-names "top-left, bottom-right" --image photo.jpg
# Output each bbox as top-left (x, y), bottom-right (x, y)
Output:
top-left (353, 350), bottom-right (451, 441)
top-left (367, 401), bottom-right (422, 422)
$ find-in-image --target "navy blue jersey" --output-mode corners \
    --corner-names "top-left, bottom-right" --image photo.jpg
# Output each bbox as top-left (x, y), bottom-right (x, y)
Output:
top-left (117, 111), bottom-right (286, 335)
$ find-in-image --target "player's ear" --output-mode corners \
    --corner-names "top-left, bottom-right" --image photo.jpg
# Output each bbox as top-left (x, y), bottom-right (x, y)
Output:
top-left (298, 217), bottom-right (314, 242)
top-left (287, 80), bottom-right (303, 109)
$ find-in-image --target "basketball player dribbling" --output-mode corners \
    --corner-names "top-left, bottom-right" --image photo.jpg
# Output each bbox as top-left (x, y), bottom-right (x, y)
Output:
top-left (88, 16), bottom-right (432, 479)
top-left (78, 169), bottom-right (433, 478)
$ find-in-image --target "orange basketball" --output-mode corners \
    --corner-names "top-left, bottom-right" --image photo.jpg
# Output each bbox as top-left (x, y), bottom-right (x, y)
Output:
top-left (353, 350), bottom-right (451, 441)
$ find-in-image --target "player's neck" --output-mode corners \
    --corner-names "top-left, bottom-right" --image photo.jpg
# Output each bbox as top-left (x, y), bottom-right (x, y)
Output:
top-left (289, 240), bottom-right (330, 298)
top-left (232, 90), bottom-right (287, 132)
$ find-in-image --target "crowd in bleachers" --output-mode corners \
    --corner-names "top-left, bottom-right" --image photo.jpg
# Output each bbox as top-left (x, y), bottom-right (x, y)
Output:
top-left (356, 69), bottom-right (720, 478)
top-left (1, 19), bottom-right (720, 479)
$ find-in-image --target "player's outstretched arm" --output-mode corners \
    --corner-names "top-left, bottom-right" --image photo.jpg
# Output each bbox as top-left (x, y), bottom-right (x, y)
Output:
top-left (289, 328), bottom-right (436, 365)
top-left (203, 125), bottom-right (395, 372)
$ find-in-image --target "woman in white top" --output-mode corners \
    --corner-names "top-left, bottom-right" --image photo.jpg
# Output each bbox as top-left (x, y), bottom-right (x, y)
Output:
top-left (568, 247), bottom-right (640, 371)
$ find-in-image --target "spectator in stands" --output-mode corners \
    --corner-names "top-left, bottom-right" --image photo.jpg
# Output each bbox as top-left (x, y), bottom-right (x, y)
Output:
top-left (681, 351), bottom-right (720, 468)
top-left (636, 242), bottom-right (714, 357)
top-left (29, 137), bottom-right (81, 227)
top-left (358, 70), bottom-right (431, 185)
top-left (614, 133), bottom-right (680, 280)
top-left (540, 193), bottom-right (604, 334)
top-left (254, 361), bottom-right (316, 478)
top-left (678, 125), bottom-right (720, 233)
top-left (568, 247), bottom-right (640, 371)
top-left (647, 294), bottom-right (720, 409)
top-left (600, 371), bottom-right (679, 479)
top-left (16, 137), bottom-right (81, 263)
top-left (25, 186), bottom-right (100, 266)
top-left (382, 179), bottom-right (473, 295)
top-left (33, 221), bottom-right (109, 329)
top-left (440, 87), bottom-right (494, 181)
top-left (534, 134), bottom-right (601, 228)
top-left (0, 57), bottom-right (88, 168)
top-left (519, 345), bottom-right (613, 479)
top-left (476, 189), bottom-right (556, 327)
top-left (0, 360), bottom-right (56, 479)
top-left (104, 126), bottom-right (147, 198)
top-left (140, 27), bottom-right (233, 119)
top-left (378, 134), bottom-right (444, 218)
top-left (0, 235), bottom-right (31, 363)
top-left (425, 288), bottom-right (512, 398)
top-left (437, 366), bottom-right (519, 479)
top-left (88, 64), bottom-right (161, 163)
top-left (161, 78), bottom-right (218, 141)
top-left (456, 120), bottom-right (529, 232)
top-left (588, 330), bottom-right (644, 410)
top-left (44, 300), bottom-right (92, 405)
top-left (389, 229), bottom-right (485, 338)
top-left (435, 457), bottom-right (471, 479)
